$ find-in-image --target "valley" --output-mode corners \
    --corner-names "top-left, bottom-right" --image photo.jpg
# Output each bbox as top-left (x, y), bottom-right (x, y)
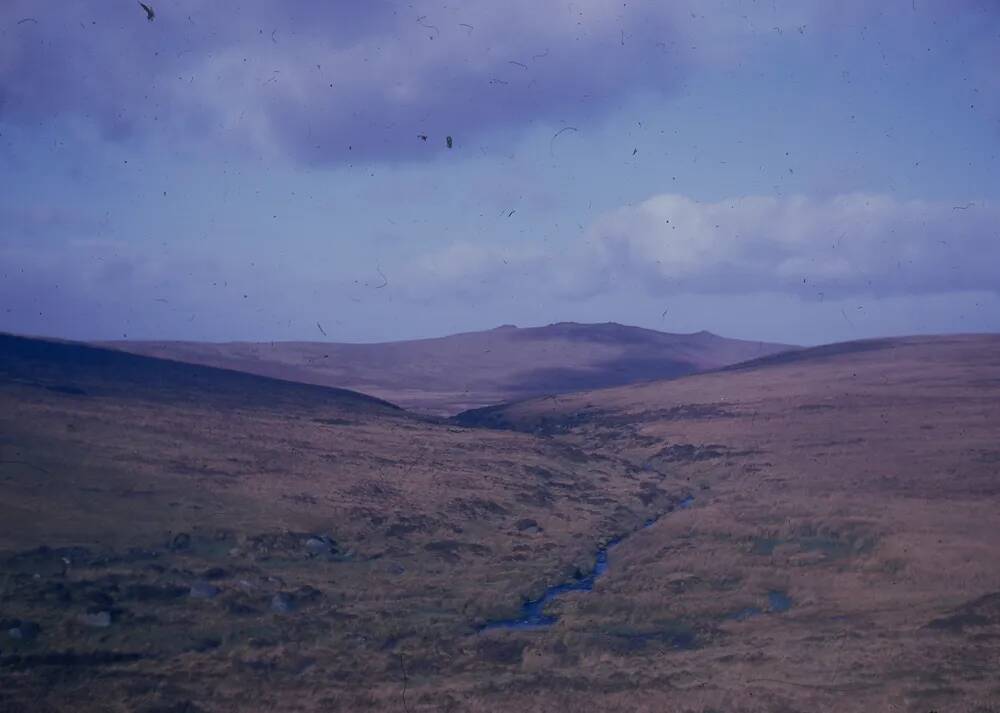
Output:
top-left (2, 332), bottom-right (999, 711)
top-left (97, 323), bottom-right (793, 416)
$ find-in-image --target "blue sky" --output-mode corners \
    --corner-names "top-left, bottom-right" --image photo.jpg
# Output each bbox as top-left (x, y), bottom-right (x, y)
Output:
top-left (1, 1), bottom-right (998, 345)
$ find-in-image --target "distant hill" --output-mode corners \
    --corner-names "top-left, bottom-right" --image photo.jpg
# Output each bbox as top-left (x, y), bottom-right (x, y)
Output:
top-left (453, 333), bottom-right (1000, 436)
top-left (97, 322), bottom-right (795, 415)
top-left (0, 332), bottom-right (400, 414)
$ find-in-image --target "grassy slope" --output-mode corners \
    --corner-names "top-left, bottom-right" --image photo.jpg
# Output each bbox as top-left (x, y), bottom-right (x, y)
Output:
top-left (97, 322), bottom-right (794, 416)
top-left (451, 333), bottom-right (1000, 711)
top-left (0, 333), bottom-right (683, 713)
top-left (3, 333), bottom-right (999, 711)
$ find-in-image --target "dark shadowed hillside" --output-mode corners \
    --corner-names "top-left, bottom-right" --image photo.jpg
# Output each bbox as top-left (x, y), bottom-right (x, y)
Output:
top-left (98, 322), bottom-right (794, 416)
top-left (0, 333), bottom-right (400, 413)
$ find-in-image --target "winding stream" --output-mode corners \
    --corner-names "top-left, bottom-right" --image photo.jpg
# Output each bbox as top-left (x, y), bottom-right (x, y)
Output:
top-left (480, 495), bottom-right (695, 631)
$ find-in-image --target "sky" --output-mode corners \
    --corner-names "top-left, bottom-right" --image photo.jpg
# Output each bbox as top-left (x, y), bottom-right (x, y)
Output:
top-left (1, 0), bottom-right (998, 346)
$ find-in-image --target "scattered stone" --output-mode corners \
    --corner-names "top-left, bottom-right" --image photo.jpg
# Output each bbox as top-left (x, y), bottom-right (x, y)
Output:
top-left (201, 567), bottom-right (227, 580)
top-left (304, 538), bottom-right (330, 556)
top-left (169, 533), bottom-right (192, 552)
top-left (249, 531), bottom-right (337, 558)
top-left (79, 611), bottom-right (112, 628)
top-left (515, 518), bottom-right (542, 533)
top-left (271, 592), bottom-right (296, 613)
top-left (294, 585), bottom-right (322, 603)
top-left (387, 563), bottom-right (406, 576)
top-left (7, 621), bottom-right (40, 641)
top-left (189, 580), bottom-right (220, 600)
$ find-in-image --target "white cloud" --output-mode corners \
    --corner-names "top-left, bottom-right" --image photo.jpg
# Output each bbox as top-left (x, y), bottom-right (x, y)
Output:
top-left (402, 192), bottom-right (999, 305)
top-left (587, 193), bottom-right (1000, 298)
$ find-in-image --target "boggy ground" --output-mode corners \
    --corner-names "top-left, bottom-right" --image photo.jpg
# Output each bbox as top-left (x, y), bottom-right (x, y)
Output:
top-left (457, 334), bottom-right (1000, 712)
top-left (0, 334), bottom-right (687, 712)
top-left (2, 333), bottom-right (999, 711)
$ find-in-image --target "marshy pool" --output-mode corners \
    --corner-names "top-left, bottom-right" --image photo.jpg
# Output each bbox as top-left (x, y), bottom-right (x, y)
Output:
top-left (725, 590), bottom-right (794, 621)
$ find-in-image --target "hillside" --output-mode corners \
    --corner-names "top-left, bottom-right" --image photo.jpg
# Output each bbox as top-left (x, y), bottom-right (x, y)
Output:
top-left (3, 332), bottom-right (999, 711)
top-left (0, 332), bottom-right (684, 712)
top-left (97, 322), bottom-right (795, 416)
top-left (453, 333), bottom-right (1000, 710)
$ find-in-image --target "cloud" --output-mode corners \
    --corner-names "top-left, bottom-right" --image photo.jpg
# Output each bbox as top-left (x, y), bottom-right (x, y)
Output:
top-left (406, 193), bottom-right (1000, 303)
top-left (399, 241), bottom-right (594, 300)
top-left (1, 204), bottom-right (108, 238)
top-left (4, 193), bottom-right (997, 342)
top-left (589, 193), bottom-right (1000, 298)
top-left (0, 0), bottom-right (841, 164)
top-left (4, 1), bottom-right (998, 167)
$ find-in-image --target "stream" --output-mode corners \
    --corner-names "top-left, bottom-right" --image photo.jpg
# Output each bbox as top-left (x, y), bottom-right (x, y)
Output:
top-left (480, 495), bottom-right (695, 631)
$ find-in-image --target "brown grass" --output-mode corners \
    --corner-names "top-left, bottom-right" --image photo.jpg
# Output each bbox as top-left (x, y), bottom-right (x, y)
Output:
top-left (2, 333), bottom-right (999, 711)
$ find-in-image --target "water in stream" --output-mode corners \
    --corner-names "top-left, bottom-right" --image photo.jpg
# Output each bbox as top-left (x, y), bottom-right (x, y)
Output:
top-left (480, 495), bottom-right (695, 631)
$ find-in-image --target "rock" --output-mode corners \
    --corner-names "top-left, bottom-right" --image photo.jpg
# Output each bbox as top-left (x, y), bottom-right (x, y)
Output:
top-left (169, 533), bottom-right (192, 552)
top-left (200, 567), bottom-right (227, 580)
top-left (387, 563), bottom-right (406, 576)
top-left (80, 611), bottom-right (112, 628)
top-left (293, 585), bottom-right (322, 603)
top-left (515, 518), bottom-right (542, 533)
top-left (304, 538), bottom-right (329, 556)
top-left (306, 537), bottom-right (328, 555)
top-left (189, 580), bottom-right (220, 599)
top-left (7, 621), bottom-right (41, 641)
top-left (271, 592), bottom-right (296, 613)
